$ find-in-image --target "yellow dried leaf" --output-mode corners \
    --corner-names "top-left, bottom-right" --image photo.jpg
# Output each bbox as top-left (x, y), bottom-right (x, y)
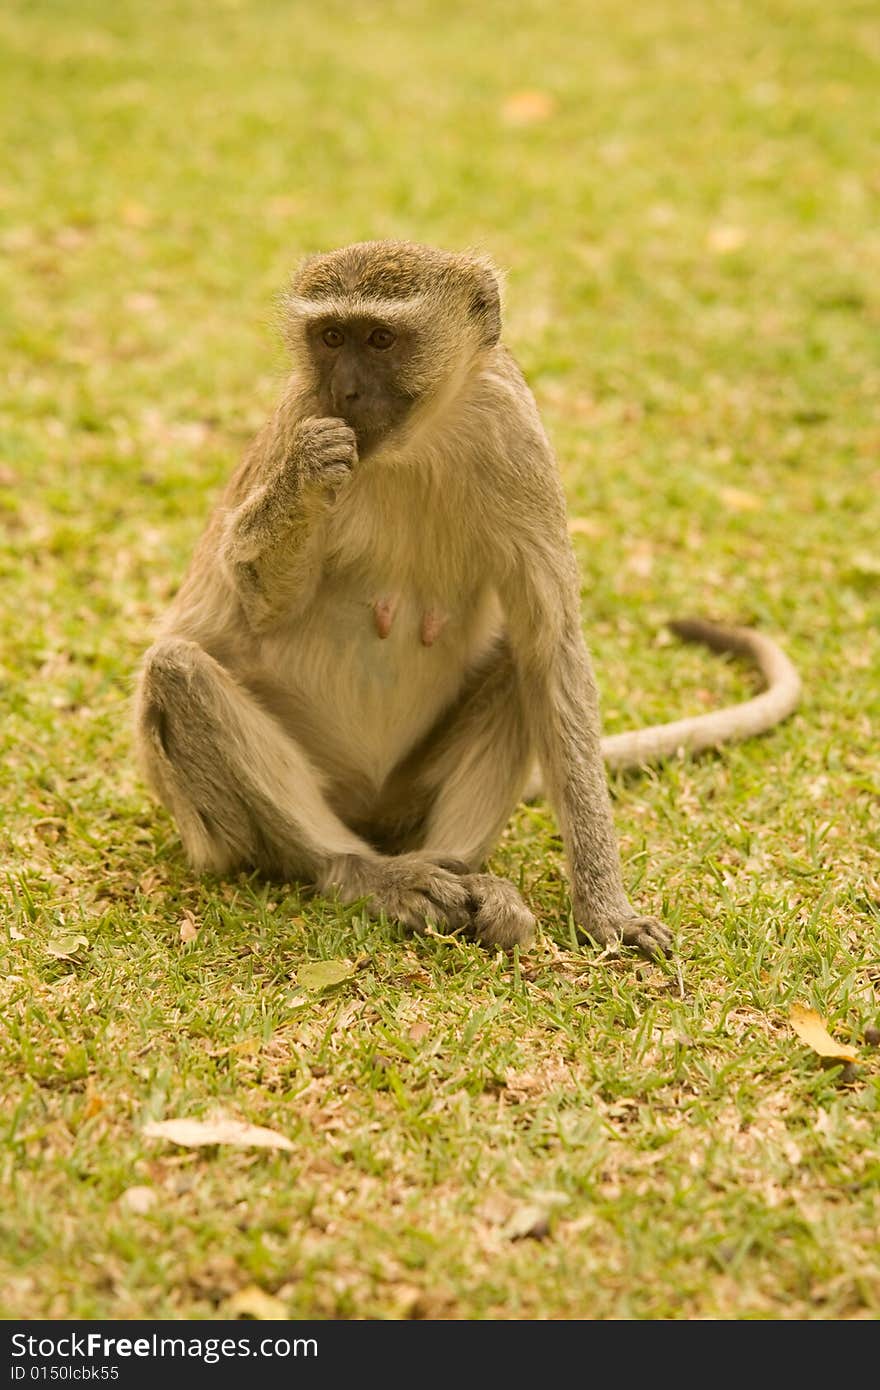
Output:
top-left (707, 225), bottom-right (747, 254)
top-left (501, 90), bottom-right (557, 125)
top-left (789, 1004), bottom-right (857, 1062)
top-left (143, 1115), bottom-right (294, 1151)
top-left (567, 516), bottom-right (604, 538)
top-left (119, 200), bottom-right (154, 228)
top-left (502, 1203), bottom-right (552, 1240)
top-left (179, 910), bottom-right (199, 944)
top-left (224, 1285), bottom-right (288, 1320)
top-left (625, 543), bottom-right (654, 578)
top-left (120, 1185), bottom-right (157, 1214)
top-left (82, 1093), bottom-right (105, 1120)
top-left (718, 485), bottom-right (761, 512)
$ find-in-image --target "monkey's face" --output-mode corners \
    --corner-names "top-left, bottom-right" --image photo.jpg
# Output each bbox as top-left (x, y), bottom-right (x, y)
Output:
top-left (307, 317), bottom-right (419, 457)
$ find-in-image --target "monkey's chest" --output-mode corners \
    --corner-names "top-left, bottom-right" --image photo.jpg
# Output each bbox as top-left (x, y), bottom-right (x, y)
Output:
top-left (264, 572), bottom-right (501, 786)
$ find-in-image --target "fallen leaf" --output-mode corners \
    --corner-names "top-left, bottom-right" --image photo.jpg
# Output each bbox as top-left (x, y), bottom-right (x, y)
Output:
top-left (138, 868), bottom-right (165, 895)
top-left (848, 553), bottom-right (880, 590)
top-left (386, 1283), bottom-right (426, 1318)
top-left (125, 291), bottom-right (160, 315)
top-left (82, 1092), bottom-right (105, 1120)
top-left (567, 516), bottom-right (605, 539)
top-left (179, 910), bottom-right (199, 944)
top-left (502, 1203), bottom-right (552, 1241)
top-left (707, 225), bottom-right (747, 254)
top-left (143, 1115), bottom-right (294, 1151)
top-left (297, 959), bottom-right (355, 992)
top-left (407, 1021), bottom-right (432, 1043)
top-left (718, 485), bottom-right (761, 512)
top-left (501, 90), bottom-right (557, 125)
top-left (46, 934), bottom-right (89, 960)
top-left (224, 1285), bottom-right (288, 1320)
top-left (119, 200), bottom-right (154, 228)
top-left (120, 1185), bottom-right (157, 1214)
top-left (625, 543), bottom-right (654, 578)
top-left (850, 552), bottom-right (880, 577)
top-left (266, 195), bottom-right (301, 218)
top-left (789, 1004), bottom-right (857, 1062)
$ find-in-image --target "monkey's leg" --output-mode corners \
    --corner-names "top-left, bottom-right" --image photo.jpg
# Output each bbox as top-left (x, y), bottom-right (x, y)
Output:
top-left (135, 637), bottom-right (473, 932)
top-left (377, 641), bottom-right (538, 949)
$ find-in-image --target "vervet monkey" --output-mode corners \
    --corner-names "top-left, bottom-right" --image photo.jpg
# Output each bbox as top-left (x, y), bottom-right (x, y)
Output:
top-left (134, 241), bottom-right (800, 956)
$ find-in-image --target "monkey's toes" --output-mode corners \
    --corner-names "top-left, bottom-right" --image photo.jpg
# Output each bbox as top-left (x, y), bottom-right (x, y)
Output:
top-left (463, 874), bottom-right (537, 951)
top-left (579, 913), bottom-right (673, 960)
top-left (322, 853), bottom-right (471, 933)
top-left (615, 915), bottom-right (674, 960)
top-left (373, 858), bottom-right (473, 934)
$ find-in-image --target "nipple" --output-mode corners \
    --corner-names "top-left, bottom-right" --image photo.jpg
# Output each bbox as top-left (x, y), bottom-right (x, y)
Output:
top-left (372, 595), bottom-right (399, 639)
top-left (420, 607), bottom-right (449, 647)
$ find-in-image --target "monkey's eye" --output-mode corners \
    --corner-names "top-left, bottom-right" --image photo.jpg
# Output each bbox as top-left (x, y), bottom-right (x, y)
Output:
top-left (367, 327), bottom-right (396, 350)
top-left (321, 327), bottom-right (344, 349)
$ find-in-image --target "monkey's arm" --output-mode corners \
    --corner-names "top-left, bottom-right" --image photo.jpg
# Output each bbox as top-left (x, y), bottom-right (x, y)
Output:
top-left (221, 412), bottom-right (356, 631)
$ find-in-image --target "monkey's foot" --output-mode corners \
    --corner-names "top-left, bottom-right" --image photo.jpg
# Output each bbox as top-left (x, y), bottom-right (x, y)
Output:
top-left (322, 853), bottom-right (472, 934)
top-left (580, 913), bottom-right (673, 961)
top-left (461, 874), bottom-right (537, 950)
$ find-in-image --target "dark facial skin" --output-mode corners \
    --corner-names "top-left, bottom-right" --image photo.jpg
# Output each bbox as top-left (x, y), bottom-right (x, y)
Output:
top-left (309, 317), bottom-right (418, 456)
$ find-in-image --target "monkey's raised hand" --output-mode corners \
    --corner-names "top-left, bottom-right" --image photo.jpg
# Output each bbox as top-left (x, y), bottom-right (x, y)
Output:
top-left (293, 416), bottom-right (358, 497)
top-left (220, 417), bottom-right (357, 632)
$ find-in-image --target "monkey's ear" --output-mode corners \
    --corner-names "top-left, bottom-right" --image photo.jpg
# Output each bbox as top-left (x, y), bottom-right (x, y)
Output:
top-left (467, 260), bottom-right (502, 347)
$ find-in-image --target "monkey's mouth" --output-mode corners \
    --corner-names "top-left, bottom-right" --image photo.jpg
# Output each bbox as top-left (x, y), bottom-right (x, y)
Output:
top-left (344, 419), bottom-right (380, 459)
top-left (342, 411), bottom-right (409, 460)
top-left (326, 391), bottom-right (417, 459)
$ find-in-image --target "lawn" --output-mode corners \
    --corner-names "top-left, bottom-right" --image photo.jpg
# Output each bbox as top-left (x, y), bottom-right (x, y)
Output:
top-left (1, 0), bottom-right (879, 1320)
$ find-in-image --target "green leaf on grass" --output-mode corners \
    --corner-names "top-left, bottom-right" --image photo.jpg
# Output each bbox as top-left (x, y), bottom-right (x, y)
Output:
top-left (46, 934), bottom-right (89, 960)
top-left (297, 959), bottom-right (355, 992)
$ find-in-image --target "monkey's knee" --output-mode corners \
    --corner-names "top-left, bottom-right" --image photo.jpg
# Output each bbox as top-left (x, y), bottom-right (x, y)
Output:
top-left (136, 638), bottom-right (223, 758)
top-left (135, 639), bottom-right (250, 871)
top-left (139, 635), bottom-right (207, 709)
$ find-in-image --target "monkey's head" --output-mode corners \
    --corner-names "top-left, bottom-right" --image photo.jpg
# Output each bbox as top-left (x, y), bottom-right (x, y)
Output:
top-left (282, 241), bottom-right (502, 456)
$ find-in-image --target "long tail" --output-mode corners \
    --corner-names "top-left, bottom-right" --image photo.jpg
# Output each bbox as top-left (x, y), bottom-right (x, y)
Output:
top-left (600, 619), bottom-right (801, 771)
top-left (524, 619), bottom-right (801, 795)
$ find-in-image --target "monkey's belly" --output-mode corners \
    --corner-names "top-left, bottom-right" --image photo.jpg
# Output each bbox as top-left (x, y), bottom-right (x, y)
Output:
top-left (255, 580), bottom-right (502, 797)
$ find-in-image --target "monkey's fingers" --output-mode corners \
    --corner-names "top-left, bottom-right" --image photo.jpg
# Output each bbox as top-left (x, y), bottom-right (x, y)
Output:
top-left (300, 414), bottom-right (354, 436)
top-left (297, 417), bottom-right (359, 467)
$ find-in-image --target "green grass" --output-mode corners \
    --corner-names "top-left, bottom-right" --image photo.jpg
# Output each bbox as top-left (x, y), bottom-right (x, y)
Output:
top-left (2, 0), bottom-right (879, 1320)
